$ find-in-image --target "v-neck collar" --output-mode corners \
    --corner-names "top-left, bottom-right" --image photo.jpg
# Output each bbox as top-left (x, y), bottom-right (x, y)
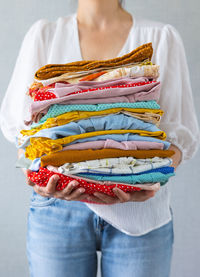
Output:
top-left (72, 11), bottom-right (136, 61)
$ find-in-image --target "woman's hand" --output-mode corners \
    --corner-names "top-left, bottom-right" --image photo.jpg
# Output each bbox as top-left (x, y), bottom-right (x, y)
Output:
top-left (22, 166), bottom-right (158, 204)
top-left (25, 169), bottom-right (89, 202)
top-left (25, 168), bottom-right (157, 204)
top-left (168, 144), bottom-right (182, 170)
top-left (18, 149), bottom-right (89, 201)
top-left (86, 187), bottom-right (157, 204)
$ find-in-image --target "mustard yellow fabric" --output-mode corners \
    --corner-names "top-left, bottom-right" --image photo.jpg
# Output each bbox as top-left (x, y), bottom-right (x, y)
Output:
top-left (25, 129), bottom-right (167, 160)
top-left (41, 149), bottom-right (175, 167)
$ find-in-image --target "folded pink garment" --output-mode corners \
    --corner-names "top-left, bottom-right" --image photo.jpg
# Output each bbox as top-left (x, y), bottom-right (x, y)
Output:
top-left (30, 79), bottom-right (160, 117)
top-left (53, 77), bottom-right (152, 97)
top-left (62, 139), bottom-right (164, 151)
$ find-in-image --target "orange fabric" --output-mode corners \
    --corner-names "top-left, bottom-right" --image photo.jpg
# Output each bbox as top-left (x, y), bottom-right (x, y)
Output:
top-left (79, 71), bottom-right (107, 81)
top-left (40, 149), bottom-right (175, 167)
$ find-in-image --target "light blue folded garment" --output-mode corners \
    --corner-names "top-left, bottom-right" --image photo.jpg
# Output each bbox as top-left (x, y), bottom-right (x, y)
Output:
top-left (18, 113), bottom-right (164, 148)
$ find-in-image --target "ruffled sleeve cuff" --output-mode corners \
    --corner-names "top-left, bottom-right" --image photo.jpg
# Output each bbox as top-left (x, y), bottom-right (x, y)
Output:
top-left (160, 122), bottom-right (200, 164)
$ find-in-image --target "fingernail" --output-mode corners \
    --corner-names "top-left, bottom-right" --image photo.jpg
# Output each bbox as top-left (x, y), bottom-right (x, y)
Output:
top-left (53, 175), bottom-right (59, 180)
top-left (79, 188), bottom-right (85, 193)
top-left (94, 192), bottom-right (98, 196)
top-left (72, 181), bottom-right (78, 187)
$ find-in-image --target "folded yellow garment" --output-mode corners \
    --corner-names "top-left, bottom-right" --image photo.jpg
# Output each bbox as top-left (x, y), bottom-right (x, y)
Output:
top-left (41, 149), bottom-right (175, 167)
top-left (20, 108), bottom-right (163, 137)
top-left (34, 43), bottom-right (153, 80)
top-left (25, 129), bottom-right (167, 160)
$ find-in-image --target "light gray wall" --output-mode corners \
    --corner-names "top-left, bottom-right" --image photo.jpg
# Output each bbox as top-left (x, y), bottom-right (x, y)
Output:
top-left (0, 0), bottom-right (199, 276)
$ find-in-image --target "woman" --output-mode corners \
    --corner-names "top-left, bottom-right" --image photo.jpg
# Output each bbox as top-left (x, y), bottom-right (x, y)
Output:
top-left (0, 0), bottom-right (199, 276)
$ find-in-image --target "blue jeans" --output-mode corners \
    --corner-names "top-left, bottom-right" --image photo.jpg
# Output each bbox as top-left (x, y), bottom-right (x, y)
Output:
top-left (27, 190), bottom-right (174, 277)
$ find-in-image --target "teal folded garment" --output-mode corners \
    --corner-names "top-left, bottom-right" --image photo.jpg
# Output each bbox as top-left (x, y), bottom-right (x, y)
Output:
top-left (32, 101), bottom-right (161, 128)
top-left (76, 172), bottom-right (175, 185)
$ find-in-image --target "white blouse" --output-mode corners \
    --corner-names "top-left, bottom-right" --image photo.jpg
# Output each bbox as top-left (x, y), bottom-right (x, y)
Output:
top-left (0, 12), bottom-right (199, 235)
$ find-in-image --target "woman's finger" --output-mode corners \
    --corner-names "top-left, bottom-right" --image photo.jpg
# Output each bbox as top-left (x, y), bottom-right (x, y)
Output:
top-left (60, 180), bottom-right (79, 197)
top-left (91, 192), bottom-right (120, 204)
top-left (86, 195), bottom-right (108, 204)
top-left (33, 185), bottom-right (40, 194)
top-left (25, 170), bottom-right (35, 187)
top-left (64, 187), bottom-right (86, 201)
top-left (112, 187), bottom-right (157, 202)
top-left (45, 174), bottom-right (60, 196)
top-left (74, 193), bottom-right (90, 201)
top-left (33, 185), bottom-right (48, 197)
top-left (26, 178), bottom-right (35, 187)
top-left (112, 187), bottom-right (131, 202)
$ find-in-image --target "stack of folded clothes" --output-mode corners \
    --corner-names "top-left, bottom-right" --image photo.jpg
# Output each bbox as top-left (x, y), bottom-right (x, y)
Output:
top-left (16, 42), bottom-right (175, 203)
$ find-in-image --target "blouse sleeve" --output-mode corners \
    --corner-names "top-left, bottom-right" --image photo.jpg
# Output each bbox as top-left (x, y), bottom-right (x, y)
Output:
top-left (0, 19), bottom-right (51, 143)
top-left (154, 24), bottom-right (200, 164)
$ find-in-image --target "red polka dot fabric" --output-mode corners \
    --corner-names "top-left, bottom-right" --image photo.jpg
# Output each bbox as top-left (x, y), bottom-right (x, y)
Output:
top-left (28, 167), bottom-right (141, 199)
top-left (34, 91), bottom-right (57, 101)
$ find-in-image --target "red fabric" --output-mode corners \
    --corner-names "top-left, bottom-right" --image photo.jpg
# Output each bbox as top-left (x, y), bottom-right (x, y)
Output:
top-left (28, 167), bottom-right (141, 198)
top-left (34, 91), bottom-right (57, 101)
top-left (33, 83), bottom-right (56, 101)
